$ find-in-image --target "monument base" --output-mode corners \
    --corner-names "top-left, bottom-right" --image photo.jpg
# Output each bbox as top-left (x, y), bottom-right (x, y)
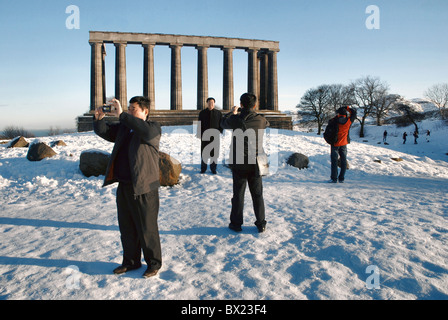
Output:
top-left (77, 109), bottom-right (292, 132)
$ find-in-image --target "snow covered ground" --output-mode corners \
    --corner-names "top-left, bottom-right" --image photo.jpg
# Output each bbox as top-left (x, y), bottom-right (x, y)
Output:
top-left (0, 119), bottom-right (447, 300)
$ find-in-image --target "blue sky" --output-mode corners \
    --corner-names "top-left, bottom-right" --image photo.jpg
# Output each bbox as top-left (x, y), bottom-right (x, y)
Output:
top-left (0, 0), bottom-right (447, 130)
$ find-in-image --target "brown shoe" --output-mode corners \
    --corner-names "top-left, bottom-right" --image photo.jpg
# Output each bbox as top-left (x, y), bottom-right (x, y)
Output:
top-left (113, 264), bottom-right (141, 275)
top-left (142, 268), bottom-right (159, 278)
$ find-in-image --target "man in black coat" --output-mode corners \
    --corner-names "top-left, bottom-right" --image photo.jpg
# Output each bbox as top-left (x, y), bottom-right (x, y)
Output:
top-left (93, 96), bottom-right (162, 278)
top-left (221, 93), bottom-right (269, 233)
top-left (198, 97), bottom-right (223, 174)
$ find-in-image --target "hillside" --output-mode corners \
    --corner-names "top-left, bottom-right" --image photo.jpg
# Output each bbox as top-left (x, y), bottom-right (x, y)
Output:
top-left (0, 119), bottom-right (447, 300)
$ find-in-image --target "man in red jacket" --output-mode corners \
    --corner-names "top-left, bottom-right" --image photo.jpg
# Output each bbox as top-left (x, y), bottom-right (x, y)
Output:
top-left (330, 106), bottom-right (357, 183)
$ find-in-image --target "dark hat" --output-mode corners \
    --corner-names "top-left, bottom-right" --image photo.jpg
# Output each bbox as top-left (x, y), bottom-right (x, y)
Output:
top-left (337, 107), bottom-right (347, 116)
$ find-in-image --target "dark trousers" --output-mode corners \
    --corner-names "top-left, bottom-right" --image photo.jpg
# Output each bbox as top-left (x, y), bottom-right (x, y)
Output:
top-left (116, 183), bottom-right (161, 270)
top-left (331, 145), bottom-right (347, 182)
top-left (201, 139), bottom-right (219, 172)
top-left (230, 169), bottom-right (266, 228)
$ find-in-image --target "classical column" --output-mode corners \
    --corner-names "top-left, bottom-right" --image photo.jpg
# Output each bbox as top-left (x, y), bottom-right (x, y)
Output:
top-left (170, 44), bottom-right (182, 110)
top-left (196, 45), bottom-right (209, 110)
top-left (267, 50), bottom-right (279, 111)
top-left (143, 43), bottom-right (156, 110)
top-left (258, 51), bottom-right (268, 110)
top-left (222, 47), bottom-right (234, 110)
top-left (247, 48), bottom-right (259, 108)
top-left (114, 42), bottom-right (127, 110)
top-left (101, 43), bottom-right (106, 104)
top-left (89, 41), bottom-right (104, 111)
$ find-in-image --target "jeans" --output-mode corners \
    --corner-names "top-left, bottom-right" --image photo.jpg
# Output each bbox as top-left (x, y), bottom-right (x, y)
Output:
top-left (331, 145), bottom-right (347, 182)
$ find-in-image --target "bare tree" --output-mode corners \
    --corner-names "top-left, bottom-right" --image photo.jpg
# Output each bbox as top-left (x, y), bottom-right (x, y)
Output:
top-left (296, 85), bottom-right (332, 134)
top-left (350, 76), bottom-right (389, 137)
top-left (327, 84), bottom-right (356, 113)
top-left (424, 83), bottom-right (448, 119)
top-left (1, 126), bottom-right (35, 139)
top-left (48, 126), bottom-right (61, 136)
top-left (394, 98), bottom-right (424, 134)
top-left (372, 93), bottom-right (401, 126)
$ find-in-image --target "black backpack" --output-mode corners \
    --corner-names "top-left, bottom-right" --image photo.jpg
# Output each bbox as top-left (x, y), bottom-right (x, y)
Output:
top-left (323, 117), bottom-right (339, 145)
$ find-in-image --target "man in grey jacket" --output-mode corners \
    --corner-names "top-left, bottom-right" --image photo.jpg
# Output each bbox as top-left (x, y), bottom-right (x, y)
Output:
top-left (93, 96), bottom-right (161, 278)
top-left (221, 93), bottom-right (269, 233)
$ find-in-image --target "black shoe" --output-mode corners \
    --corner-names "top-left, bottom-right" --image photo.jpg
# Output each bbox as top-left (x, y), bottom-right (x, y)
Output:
top-left (142, 268), bottom-right (159, 278)
top-left (228, 223), bottom-right (242, 232)
top-left (211, 169), bottom-right (217, 174)
top-left (200, 170), bottom-right (206, 174)
top-left (113, 264), bottom-right (141, 275)
top-left (255, 222), bottom-right (266, 233)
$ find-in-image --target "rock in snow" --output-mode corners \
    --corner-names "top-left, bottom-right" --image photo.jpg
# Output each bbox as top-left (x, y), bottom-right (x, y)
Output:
top-left (26, 142), bottom-right (56, 161)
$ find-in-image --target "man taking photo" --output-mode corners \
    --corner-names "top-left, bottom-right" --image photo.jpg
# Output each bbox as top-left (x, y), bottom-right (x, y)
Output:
top-left (93, 96), bottom-right (162, 278)
top-left (221, 93), bottom-right (269, 233)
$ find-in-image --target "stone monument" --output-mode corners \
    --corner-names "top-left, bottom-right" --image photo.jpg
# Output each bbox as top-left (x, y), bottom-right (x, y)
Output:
top-left (77, 31), bottom-right (292, 131)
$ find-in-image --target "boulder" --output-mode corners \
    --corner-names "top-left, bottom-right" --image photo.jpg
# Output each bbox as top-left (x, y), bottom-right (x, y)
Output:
top-left (159, 152), bottom-right (182, 186)
top-left (26, 142), bottom-right (57, 161)
top-left (79, 150), bottom-right (110, 177)
top-left (8, 136), bottom-right (29, 148)
top-left (79, 150), bottom-right (182, 186)
top-left (287, 153), bottom-right (309, 169)
top-left (50, 140), bottom-right (67, 147)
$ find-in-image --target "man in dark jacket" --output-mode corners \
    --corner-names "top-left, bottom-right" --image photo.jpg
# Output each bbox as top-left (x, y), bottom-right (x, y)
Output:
top-left (93, 96), bottom-right (162, 278)
top-left (329, 106), bottom-right (357, 183)
top-left (221, 93), bottom-right (269, 233)
top-left (198, 97), bottom-right (223, 174)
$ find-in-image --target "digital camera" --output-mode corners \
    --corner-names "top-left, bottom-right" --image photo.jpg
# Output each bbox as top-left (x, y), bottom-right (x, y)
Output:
top-left (102, 105), bottom-right (112, 112)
